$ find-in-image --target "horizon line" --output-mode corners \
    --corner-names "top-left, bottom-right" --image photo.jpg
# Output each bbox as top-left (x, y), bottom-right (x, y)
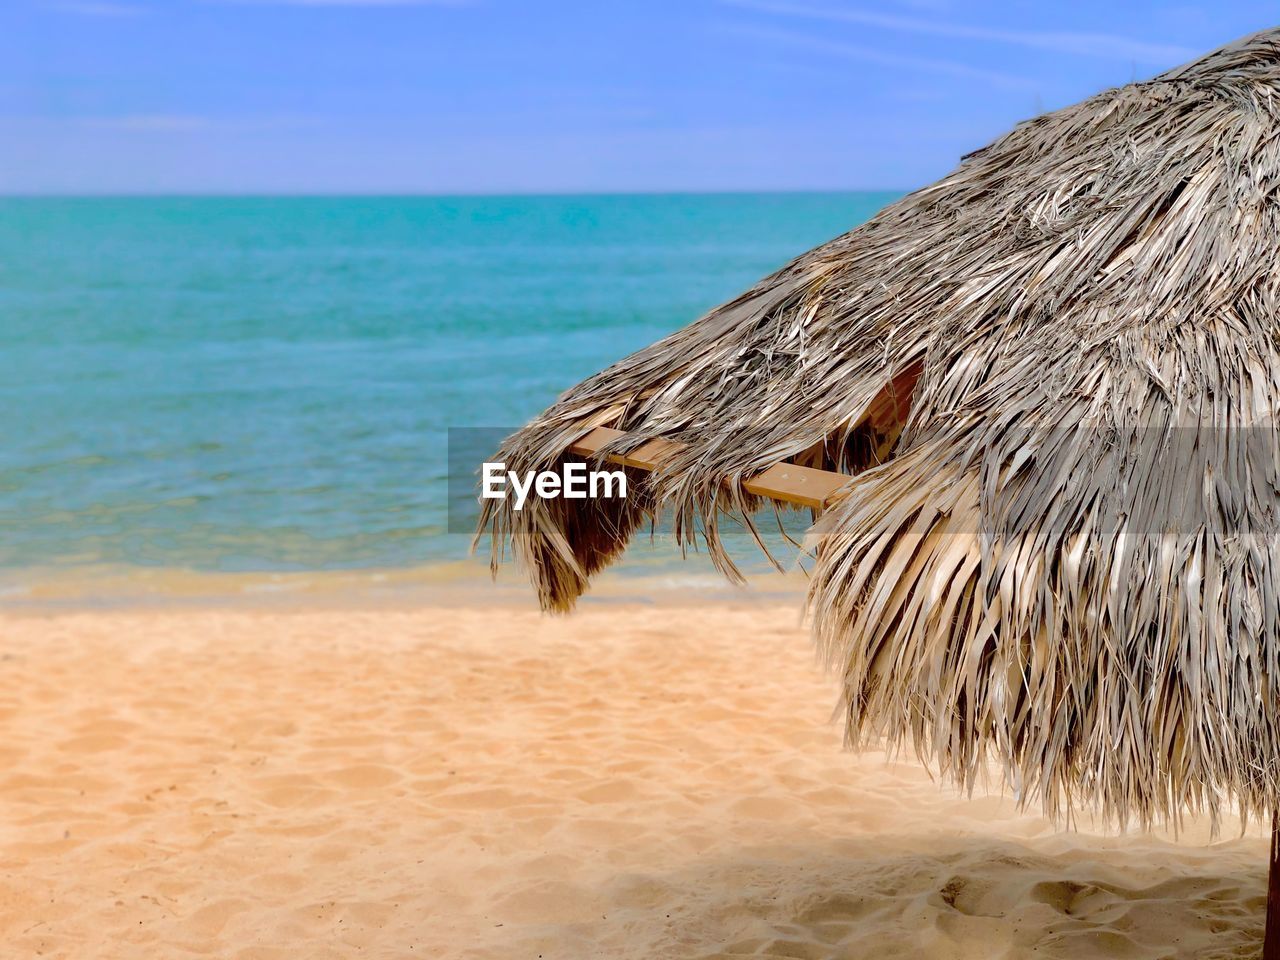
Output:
top-left (0, 186), bottom-right (914, 200)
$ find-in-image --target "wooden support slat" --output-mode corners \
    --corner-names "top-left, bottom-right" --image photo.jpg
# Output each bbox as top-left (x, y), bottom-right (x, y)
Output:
top-left (568, 426), bottom-right (853, 510)
top-left (1266, 809), bottom-right (1280, 960)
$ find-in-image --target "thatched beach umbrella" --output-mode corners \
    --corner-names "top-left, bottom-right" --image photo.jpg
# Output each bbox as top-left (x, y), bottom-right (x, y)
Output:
top-left (480, 28), bottom-right (1280, 953)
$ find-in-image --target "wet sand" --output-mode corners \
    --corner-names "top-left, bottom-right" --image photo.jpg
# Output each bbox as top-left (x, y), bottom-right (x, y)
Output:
top-left (0, 599), bottom-right (1268, 958)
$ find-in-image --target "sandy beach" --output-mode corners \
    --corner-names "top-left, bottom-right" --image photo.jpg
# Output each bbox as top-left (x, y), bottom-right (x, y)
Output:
top-left (0, 593), bottom-right (1269, 959)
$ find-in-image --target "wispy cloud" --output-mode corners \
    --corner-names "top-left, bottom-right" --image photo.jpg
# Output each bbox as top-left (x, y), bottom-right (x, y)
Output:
top-left (73, 114), bottom-right (322, 132)
top-left (721, 23), bottom-right (1034, 88)
top-left (47, 1), bottom-right (145, 14)
top-left (81, 115), bottom-right (210, 132)
top-left (724, 0), bottom-right (1199, 65)
top-left (209, 0), bottom-right (468, 6)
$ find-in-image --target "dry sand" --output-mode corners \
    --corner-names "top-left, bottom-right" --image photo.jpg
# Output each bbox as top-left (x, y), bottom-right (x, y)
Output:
top-left (0, 595), bottom-right (1269, 959)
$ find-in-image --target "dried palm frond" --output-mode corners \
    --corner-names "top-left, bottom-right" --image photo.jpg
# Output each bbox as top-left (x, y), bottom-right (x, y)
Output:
top-left (478, 28), bottom-right (1280, 829)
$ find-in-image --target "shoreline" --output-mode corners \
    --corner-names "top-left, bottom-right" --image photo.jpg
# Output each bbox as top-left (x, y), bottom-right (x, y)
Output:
top-left (0, 560), bottom-right (810, 613)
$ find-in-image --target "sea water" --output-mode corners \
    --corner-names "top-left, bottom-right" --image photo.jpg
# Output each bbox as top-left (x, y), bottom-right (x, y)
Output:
top-left (0, 193), bottom-right (897, 582)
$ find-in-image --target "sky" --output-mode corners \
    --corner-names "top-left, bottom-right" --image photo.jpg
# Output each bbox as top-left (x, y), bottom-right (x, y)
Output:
top-left (0, 0), bottom-right (1275, 193)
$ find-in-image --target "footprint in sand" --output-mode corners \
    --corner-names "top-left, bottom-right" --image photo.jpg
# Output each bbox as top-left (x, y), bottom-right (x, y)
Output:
top-left (936, 874), bottom-right (1007, 918)
top-left (1029, 878), bottom-right (1131, 918)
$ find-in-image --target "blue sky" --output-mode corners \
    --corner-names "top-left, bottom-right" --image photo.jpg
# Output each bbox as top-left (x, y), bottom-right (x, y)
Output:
top-left (1, 1), bottom-right (1273, 193)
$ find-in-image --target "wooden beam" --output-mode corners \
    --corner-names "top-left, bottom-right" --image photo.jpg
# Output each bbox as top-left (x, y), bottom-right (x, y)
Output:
top-left (568, 426), bottom-right (853, 510)
top-left (1266, 809), bottom-right (1280, 960)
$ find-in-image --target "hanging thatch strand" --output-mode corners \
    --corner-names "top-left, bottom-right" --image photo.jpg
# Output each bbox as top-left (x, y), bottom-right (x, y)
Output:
top-left (478, 28), bottom-right (1280, 830)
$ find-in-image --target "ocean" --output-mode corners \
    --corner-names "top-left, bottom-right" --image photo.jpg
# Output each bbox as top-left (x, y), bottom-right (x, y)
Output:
top-left (0, 193), bottom-right (897, 586)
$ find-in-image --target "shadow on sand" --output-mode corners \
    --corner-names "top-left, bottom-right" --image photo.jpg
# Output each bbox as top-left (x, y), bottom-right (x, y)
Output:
top-left (493, 832), bottom-right (1265, 960)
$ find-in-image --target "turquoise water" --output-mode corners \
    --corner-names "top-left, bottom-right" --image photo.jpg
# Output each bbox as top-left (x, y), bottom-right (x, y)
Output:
top-left (0, 193), bottom-right (897, 575)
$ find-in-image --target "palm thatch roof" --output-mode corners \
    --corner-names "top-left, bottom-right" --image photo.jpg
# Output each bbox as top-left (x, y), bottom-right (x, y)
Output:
top-left (479, 28), bottom-right (1280, 830)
